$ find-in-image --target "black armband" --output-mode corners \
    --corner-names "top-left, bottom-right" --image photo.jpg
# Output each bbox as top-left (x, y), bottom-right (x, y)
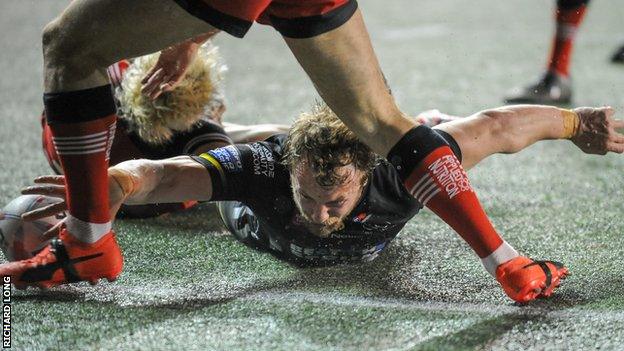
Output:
top-left (191, 153), bottom-right (227, 199)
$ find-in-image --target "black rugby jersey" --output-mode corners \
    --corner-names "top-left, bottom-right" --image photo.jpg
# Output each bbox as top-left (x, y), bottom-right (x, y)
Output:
top-left (193, 132), bottom-right (461, 263)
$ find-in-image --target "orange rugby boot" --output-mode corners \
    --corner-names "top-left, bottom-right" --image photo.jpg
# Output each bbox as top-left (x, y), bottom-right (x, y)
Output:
top-left (496, 256), bottom-right (568, 303)
top-left (0, 228), bottom-right (123, 289)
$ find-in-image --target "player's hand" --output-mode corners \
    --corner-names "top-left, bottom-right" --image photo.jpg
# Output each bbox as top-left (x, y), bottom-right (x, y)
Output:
top-left (20, 174), bottom-right (127, 239)
top-left (140, 40), bottom-right (200, 100)
top-left (571, 106), bottom-right (624, 155)
top-left (141, 31), bottom-right (219, 100)
top-left (20, 176), bottom-right (67, 239)
top-left (496, 256), bottom-right (568, 303)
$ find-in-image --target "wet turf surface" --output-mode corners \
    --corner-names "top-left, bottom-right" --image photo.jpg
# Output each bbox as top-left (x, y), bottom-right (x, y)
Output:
top-left (1, 0), bottom-right (624, 350)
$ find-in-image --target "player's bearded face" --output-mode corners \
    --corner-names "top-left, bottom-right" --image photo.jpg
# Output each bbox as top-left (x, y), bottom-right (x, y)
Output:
top-left (291, 162), bottom-right (366, 238)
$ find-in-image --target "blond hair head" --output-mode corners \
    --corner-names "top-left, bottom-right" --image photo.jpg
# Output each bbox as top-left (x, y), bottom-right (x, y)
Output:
top-left (115, 43), bottom-right (226, 144)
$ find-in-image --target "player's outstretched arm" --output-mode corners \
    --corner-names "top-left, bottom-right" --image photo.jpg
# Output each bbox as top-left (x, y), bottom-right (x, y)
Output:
top-left (434, 105), bottom-right (624, 171)
top-left (21, 156), bottom-right (213, 224)
top-left (108, 157), bottom-right (213, 206)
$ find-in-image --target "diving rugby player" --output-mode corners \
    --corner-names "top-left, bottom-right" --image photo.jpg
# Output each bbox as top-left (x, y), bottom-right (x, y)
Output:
top-left (20, 104), bottom-right (624, 302)
top-left (22, 0), bottom-right (557, 295)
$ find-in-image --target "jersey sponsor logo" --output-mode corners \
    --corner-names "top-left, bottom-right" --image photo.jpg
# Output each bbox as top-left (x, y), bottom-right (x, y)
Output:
top-left (208, 146), bottom-right (243, 173)
top-left (427, 154), bottom-right (471, 199)
top-left (353, 212), bottom-right (372, 223)
top-left (249, 143), bottom-right (275, 178)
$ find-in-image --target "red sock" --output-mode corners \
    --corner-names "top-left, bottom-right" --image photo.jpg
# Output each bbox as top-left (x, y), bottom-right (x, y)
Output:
top-left (388, 126), bottom-right (518, 274)
top-left (404, 146), bottom-right (502, 257)
top-left (548, 3), bottom-right (587, 76)
top-left (44, 85), bottom-right (118, 243)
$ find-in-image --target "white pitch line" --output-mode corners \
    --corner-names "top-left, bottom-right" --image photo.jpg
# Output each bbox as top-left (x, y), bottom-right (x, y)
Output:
top-left (23, 283), bottom-right (624, 321)
top-left (241, 290), bottom-right (624, 321)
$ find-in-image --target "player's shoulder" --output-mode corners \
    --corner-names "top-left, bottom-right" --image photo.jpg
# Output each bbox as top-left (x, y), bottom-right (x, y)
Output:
top-left (370, 158), bottom-right (394, 177)
top-left (245, 133), bottom-right (288, 160)
top-left (366, 159), bottom-right (422, 214)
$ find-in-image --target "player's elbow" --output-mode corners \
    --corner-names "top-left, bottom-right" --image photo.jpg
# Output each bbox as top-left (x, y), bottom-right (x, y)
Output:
top-left (477, 108), bottom-right (525, 154)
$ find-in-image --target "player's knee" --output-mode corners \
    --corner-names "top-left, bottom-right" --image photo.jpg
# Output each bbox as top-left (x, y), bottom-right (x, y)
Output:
top-left (42, 19), bottom-right (99, 73)
top-left (42, 19), bottom-right (70, 64)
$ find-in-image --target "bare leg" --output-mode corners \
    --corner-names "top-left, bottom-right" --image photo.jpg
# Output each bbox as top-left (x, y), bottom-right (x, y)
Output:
top-left (43, 0), bottom-right (218, 92)
top-left (284, 10), bottom-right (414, 156)
top-left (41, 0), bottom-right (219, 241)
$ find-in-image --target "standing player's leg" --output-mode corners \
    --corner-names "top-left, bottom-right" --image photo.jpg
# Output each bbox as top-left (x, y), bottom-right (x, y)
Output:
top-left (284, 10), bottom-right (412, 155)
top-left (1, 0), bottom-right (220, 288)
top-left (284, 9), bottom-right (540, 301)
top-left (547, 0), bottom-right (589, 79)
top-left (505, 0), bottom-right (589, 104)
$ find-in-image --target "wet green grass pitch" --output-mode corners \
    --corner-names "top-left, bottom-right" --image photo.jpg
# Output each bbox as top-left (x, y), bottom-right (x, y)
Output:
top-left (1, 0), bottom-right (624, 349)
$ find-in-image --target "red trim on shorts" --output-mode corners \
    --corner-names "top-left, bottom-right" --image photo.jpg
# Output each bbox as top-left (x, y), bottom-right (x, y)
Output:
top-left (171, 0), bottom-right (256, 38)
top-left (172, 0), bottom-right (357, 39)
top-left (265, 0), bottom-right (357, 38)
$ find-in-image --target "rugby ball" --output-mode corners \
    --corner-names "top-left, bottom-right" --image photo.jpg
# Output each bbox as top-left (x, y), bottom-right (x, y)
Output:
top-left (0, 195), bottom-right (64, 261)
